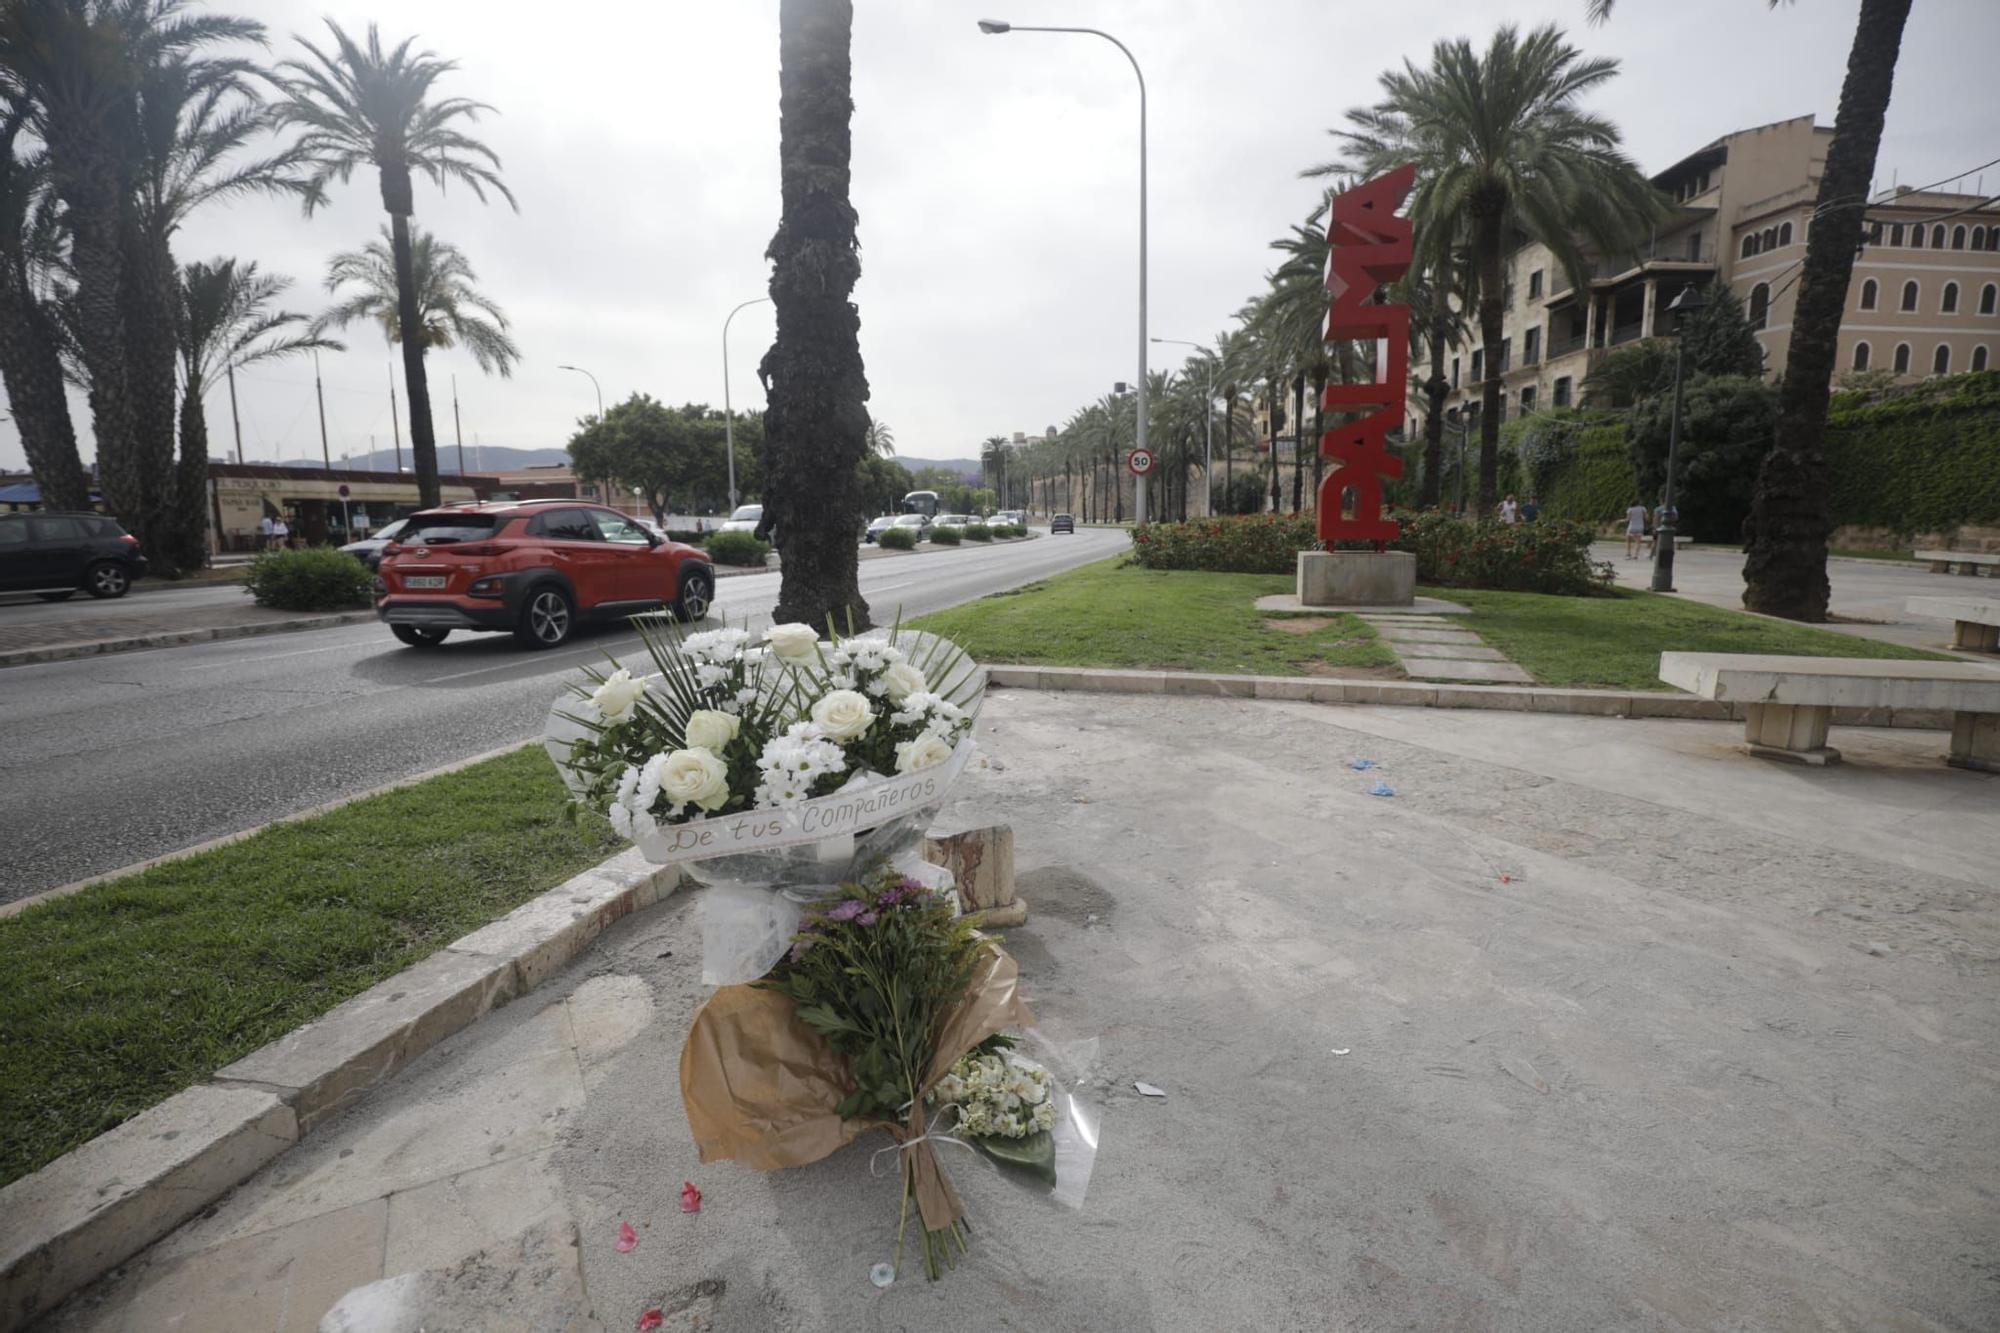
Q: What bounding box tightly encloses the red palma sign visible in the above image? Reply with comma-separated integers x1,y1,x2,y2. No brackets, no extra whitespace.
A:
1317,164,1416,548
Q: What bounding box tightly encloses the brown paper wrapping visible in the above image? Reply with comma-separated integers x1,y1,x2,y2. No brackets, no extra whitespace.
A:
679,941,1034,1232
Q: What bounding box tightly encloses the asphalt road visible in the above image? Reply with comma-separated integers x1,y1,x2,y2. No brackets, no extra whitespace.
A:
0,527,1128,903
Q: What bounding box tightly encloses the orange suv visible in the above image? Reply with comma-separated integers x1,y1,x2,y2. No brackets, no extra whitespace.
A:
375,500,715,649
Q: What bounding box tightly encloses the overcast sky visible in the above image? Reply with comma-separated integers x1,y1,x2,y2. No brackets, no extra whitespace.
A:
4,0,1996,474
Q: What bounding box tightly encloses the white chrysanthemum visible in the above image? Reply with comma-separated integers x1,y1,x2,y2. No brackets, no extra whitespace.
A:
635,753,669,812
693,662,730,689
589,668,647,723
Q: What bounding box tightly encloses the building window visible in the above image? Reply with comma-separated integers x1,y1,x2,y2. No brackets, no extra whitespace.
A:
1686,231,1702,260
1860,279,1878,311
1933,344,1950,376
1890,223,1904,246
1553,376,1572,407
1975,346,1990,372
1981,284,1997,316
1912,225,1925,249
1740,233,1758,259
1748,283,1770,330
1528,270,1542,300
1778,221,1793,246
1869,221,1883,244
1761,227,1776,251
1520,386,1537,413
1471,348,1483,382
1932,224,1946,248
1976,226,1988,250
1852,341,1870,371
1524,326,1541,364
1952,225,1967,250
1902,280,1920,312
1451,355,1460,387
1943,282,1959,314
1894,343,1911,374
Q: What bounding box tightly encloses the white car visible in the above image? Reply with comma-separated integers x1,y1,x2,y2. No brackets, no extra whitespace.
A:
934,513,975,529
720,503,762,534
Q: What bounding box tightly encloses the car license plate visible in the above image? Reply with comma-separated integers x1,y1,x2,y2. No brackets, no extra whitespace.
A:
405,575,446,589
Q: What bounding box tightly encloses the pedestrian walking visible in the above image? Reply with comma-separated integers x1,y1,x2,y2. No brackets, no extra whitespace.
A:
272,515,290,551
1624,499,1649,559
1521,496,1541,522
1499,494,1520,525
258,512,275,552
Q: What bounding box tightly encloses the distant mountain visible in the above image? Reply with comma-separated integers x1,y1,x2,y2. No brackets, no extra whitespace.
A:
900,456,983,484
238,445,571,473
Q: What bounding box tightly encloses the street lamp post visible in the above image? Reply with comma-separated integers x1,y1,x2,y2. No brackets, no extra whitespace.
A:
980,17,1148,525
1155,337,1214,515
557,363,604,420
1447,403,1477,512
722,296,771,509
1650,284,1707,592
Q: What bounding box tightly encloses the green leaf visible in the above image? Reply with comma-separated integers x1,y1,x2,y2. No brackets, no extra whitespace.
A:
972,1130,1056,1187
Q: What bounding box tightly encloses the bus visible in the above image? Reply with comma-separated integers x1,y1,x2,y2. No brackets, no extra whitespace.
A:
900,490,940,518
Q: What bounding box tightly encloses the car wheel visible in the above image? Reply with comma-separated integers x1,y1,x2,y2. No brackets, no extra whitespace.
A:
674,568,714,622
36,590,75,602
85,561,131,598
515,585,574,649
391,625,450,648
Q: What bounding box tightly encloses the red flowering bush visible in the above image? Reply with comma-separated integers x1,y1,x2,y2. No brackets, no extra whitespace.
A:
1129,513,1318,573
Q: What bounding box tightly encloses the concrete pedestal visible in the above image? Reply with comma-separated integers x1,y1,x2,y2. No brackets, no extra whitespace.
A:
1743,702,1840,766
1297,550,1415,608
1948,711,2000,773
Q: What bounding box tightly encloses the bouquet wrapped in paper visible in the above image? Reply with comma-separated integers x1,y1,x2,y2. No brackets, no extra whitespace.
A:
545,617,986,981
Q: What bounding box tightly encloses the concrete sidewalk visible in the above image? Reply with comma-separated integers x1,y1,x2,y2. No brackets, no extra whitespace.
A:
0,602,378,667
42,691,2000,1331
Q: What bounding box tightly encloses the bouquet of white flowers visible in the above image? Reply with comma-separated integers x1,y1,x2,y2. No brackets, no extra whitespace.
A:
545,616,986,981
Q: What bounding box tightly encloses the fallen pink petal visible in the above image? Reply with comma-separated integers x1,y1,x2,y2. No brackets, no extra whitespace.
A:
679,1180,703,1213
636,1309,664,1332
615,1221,638,1253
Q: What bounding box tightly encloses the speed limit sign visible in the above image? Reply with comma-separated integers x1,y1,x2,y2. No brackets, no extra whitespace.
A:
1127,448,1154,476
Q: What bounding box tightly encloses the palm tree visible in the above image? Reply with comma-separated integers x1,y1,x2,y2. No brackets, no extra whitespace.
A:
1593,0,1912,621
315,226,520,375
274,20,516,509
759,0,871,630
1315,23,1663,515
0,0,263,564
865,418,895,456
173,259,338,562
1401,251,1470,508
979,434,1008,502
0,107,87,511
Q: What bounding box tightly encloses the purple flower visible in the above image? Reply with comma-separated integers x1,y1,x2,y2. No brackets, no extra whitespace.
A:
899,877,925,894
856,911,879,926
877,884,906,905
825,900,866,922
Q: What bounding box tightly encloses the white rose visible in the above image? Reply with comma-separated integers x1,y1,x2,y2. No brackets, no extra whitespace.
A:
589,668,647,723
895,732,953,774
763,623,820,662
683,708,741,752
810,689,875,742
660,747,731,812
880,660,928,704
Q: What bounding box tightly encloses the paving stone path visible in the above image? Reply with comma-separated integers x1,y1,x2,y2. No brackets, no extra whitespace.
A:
1357,610,1536,684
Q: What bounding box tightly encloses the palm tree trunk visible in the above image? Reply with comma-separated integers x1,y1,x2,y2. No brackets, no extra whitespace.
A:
1290,374,1306,513
1309,366,1327,508
0,271,89,512
1421,298,1449,508
121,225,188,572
384,209,443,509
1266,378,1281,514
763,0,871,630
1221,391,1232,509
1473,201,1505,517
62,194,139,529
176,380,212,567
1742,0,1911,621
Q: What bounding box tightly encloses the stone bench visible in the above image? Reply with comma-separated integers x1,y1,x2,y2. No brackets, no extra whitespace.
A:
1915,549,2000,576
1659,651,2000,771
1906,595,2000,652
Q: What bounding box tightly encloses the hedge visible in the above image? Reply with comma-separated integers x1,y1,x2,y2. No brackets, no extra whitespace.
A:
930,525,963,546
1825,371,2000,535
242,547,374,611
962,523,993,542
704,530,771,566
877,526,917,550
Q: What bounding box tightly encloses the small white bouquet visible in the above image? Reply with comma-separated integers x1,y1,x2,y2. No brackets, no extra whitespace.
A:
930,1045,1061,1185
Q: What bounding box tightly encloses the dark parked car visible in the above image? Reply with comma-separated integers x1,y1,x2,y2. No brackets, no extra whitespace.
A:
339,517,412,572
863,515,900,544
0,511,148,600
1050,512,1075,534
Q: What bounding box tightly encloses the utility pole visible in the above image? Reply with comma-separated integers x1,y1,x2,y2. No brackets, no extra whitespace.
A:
452,374,466,476
389,363,402,473
312,351,330,468
227,364,245,465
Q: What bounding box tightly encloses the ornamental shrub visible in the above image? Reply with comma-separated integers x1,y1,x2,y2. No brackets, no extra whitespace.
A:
930,525,962,546
705,530,771,566
1628,375,1777,543
1130,513,1318,573
1389,510,1613,595
962,523,993,542
243,546,374,611
877,525,917,550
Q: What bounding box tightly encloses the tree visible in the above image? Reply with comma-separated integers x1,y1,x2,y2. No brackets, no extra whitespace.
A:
315,226,519,374
856,453,913,515
1586,279,1766,407
863,417,894,455
275,20,517,509
1590,0,1913,619
758,0,871,630
1318,23,1664,515
172,258,336,564
1628,375,1779,544
0,107,87,511
568,394,700,524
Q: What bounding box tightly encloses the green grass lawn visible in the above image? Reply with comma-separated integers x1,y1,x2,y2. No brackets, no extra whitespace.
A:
1436,585,1953,690
910,557,1954,691
0,745,621,1188
910,558,1398,676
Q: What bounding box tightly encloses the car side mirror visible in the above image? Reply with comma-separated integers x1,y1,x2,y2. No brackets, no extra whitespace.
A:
644,530,662,547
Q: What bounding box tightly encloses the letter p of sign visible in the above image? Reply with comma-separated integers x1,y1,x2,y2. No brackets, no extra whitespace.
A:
1318,164,1415,547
